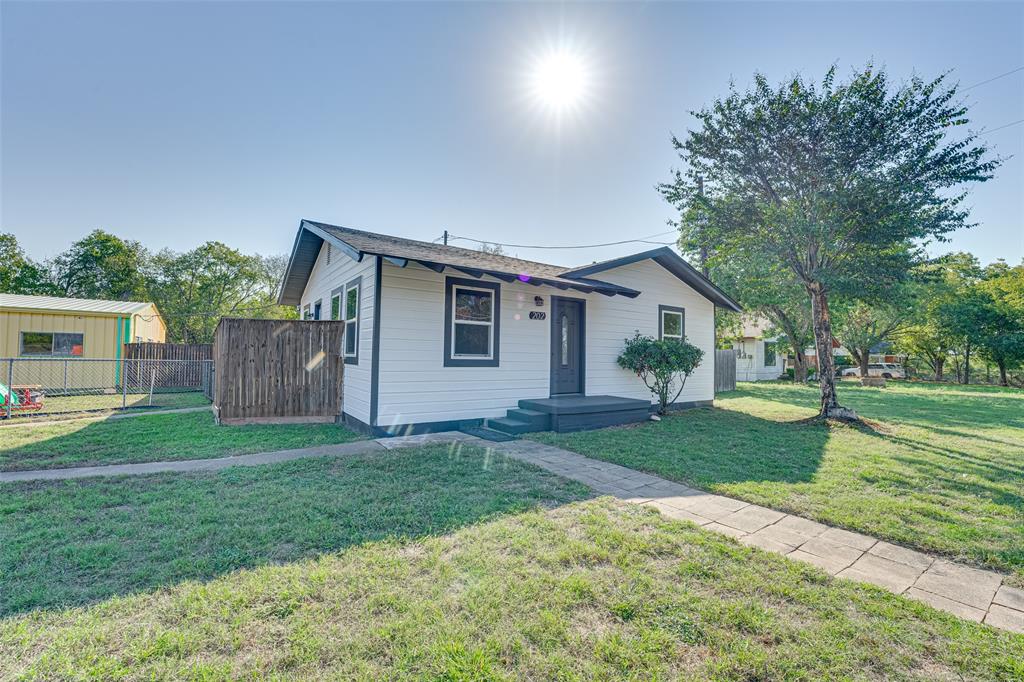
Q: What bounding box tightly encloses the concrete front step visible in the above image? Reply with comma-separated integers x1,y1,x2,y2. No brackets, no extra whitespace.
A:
505,408,551,430
486,416,537,435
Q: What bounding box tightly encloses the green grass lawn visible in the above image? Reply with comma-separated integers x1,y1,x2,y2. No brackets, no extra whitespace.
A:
0,444,588,616
531,381,1024,585
5,390,211,420
2,491,1020,680
0,410,364,471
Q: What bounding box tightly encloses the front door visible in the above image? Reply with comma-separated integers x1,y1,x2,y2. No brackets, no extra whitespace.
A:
550,297,584,395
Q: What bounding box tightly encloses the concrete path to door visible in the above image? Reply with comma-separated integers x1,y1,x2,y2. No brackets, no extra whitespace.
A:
3,430,1022,634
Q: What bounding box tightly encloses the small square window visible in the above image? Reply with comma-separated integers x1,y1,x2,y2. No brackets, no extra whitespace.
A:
659,306,685,342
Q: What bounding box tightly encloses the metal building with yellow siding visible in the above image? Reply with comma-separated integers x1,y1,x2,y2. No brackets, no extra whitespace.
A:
1,294,166,390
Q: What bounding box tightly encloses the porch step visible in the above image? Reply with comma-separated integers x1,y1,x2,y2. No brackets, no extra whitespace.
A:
517,394,652,433
459,424,517,442
486,417,537,435
505,408,551,430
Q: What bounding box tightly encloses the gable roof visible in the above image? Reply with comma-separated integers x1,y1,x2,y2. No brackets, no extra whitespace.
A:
560,247,742,312
0,293,156,316
279,220,742,312
279,220,642,303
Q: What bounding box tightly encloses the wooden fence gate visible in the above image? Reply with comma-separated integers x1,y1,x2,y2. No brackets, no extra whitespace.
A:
212,318,345,424
715,349,737,393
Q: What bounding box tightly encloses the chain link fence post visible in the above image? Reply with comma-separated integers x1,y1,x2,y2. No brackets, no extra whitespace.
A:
5,359,13,419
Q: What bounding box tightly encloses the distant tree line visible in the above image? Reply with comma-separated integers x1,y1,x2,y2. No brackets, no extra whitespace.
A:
0,230,296,343
713,253,1024,388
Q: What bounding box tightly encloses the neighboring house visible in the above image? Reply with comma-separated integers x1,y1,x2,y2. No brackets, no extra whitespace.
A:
0,293,165,367
732,316,785,382
280,220,742,436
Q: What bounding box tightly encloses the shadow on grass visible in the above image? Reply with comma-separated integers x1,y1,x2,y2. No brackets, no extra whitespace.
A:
536,405,831,489
0,410,364,472
0,443,591,616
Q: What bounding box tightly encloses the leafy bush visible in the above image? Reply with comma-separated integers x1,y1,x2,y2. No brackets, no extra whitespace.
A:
785,367,816,381
617,333,704,414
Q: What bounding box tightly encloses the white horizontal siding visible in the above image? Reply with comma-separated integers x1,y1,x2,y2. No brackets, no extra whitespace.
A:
375,258,717,426
299,243,376,424
736,337,785,381
582,260,716,404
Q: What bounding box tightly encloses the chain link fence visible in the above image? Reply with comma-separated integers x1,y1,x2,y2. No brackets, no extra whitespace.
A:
1,358,213,420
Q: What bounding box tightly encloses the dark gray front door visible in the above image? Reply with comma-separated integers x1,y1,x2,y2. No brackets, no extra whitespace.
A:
550,298,584,395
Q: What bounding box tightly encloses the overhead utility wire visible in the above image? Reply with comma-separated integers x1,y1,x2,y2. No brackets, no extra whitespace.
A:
447,229,678,250
980,118,1024,135
962,66,1024,92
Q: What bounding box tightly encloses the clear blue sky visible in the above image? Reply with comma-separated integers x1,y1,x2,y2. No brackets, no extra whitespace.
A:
2,1,1022,268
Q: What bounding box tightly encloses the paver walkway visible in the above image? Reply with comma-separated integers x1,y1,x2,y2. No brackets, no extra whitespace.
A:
488,438,1024,634
3,430,1022,634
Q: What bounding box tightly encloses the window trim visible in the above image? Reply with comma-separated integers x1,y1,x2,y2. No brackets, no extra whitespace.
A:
302,304,311,320
313,299,322,321
19,331,85,357
658,305,685,342
763,341,776,367
337,276,361,365
443,276,500,367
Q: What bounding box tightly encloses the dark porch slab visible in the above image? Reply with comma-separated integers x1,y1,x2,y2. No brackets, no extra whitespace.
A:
519,395,652,414
517,395,652,433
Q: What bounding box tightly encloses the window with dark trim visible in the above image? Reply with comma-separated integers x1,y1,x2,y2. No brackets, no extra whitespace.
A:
333,276,361,365
20,332,84,357
444,276,500,367
313,299,322,320
764,341,776,367
658,305,685,342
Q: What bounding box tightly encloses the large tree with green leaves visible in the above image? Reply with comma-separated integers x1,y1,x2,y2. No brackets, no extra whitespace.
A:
832,297,908,378
661,66,999,418
146,243,294,343
705,254,814,382
0,233,54,294
49,230,148,300
895,253,981,381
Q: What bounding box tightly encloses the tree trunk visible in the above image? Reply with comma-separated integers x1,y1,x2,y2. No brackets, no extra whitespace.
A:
793,351,808,383
807,282,856,420
858,351,870,378
964,342,971,385
998,361,1008,387
934,357,944,382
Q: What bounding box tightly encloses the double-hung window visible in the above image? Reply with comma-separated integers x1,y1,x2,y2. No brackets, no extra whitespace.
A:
658,305,685,342
764,341,776,367
332,277,361,364
444,276,500,367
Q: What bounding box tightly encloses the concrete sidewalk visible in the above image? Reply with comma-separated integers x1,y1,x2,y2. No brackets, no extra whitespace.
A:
0,431,478,483
3,430,1021,634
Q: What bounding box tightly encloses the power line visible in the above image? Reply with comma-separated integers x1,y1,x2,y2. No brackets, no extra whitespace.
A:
962,66,1024,92
447,229,678,250
980,118,1024,136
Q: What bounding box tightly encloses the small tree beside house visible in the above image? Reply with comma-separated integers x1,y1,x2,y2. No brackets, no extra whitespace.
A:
617,333,704,415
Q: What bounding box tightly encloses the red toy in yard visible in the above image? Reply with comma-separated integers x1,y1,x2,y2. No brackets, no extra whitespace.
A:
0,383,44,416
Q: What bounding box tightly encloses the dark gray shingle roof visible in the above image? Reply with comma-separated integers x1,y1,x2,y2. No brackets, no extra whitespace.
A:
279,220,741,312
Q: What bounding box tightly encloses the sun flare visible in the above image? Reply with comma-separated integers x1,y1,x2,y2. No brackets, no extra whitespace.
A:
526,48,592,117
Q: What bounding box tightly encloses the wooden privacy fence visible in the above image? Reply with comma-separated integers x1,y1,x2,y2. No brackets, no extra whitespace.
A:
123,342,212,388
212,318,345,424
715,349,737,393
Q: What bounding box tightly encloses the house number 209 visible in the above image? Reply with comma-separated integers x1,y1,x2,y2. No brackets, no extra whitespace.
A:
529,311,546,320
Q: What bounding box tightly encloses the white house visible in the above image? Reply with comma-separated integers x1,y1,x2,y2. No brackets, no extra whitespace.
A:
279,220,742,437
734,316,785,382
